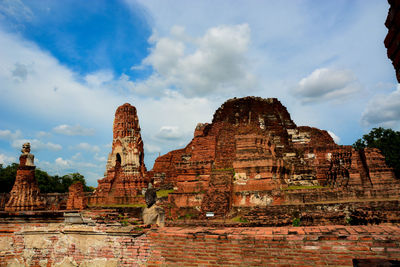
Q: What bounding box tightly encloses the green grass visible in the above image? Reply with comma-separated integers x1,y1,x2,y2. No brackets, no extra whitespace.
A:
178,213,195,220
157,189,175,198
283,185,326,191
231,216,249,223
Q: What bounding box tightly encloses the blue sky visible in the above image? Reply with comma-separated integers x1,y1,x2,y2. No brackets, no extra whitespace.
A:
0,0,398,186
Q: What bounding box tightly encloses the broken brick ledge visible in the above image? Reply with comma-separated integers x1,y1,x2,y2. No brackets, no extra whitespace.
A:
149,224,400,240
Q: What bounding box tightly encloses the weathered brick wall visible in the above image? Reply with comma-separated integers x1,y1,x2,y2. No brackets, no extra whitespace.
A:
0,222,150,266
239,200,400,226
283,185,400,204
1,222,400,266
0,193,67,211
66,182,87,210
147,226,400,266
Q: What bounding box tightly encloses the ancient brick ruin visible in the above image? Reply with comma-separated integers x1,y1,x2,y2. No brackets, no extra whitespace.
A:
149,97,399,218
385,0,400,82
1,99,400,266
1,4,400,264
1,223,400,266
66,182,87,210
5,143,44,211
90,103,148,205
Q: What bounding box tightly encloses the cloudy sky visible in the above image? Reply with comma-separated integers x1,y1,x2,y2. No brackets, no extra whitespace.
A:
0,0,398,186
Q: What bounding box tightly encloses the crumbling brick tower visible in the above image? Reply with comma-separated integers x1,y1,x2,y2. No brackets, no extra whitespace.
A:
93,103,148,205
5,143,44,211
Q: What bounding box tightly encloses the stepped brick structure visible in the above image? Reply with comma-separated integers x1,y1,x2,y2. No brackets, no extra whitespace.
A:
66,182,87,210
150,97,399,218
5,143,44,211
385,0,400,82
90,103,148,205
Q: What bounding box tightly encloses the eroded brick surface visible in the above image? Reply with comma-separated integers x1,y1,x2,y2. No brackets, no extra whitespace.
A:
90,103,148,205
1,223,400,266
147,225,400,266
66,182,87,210
149,97,399,217
5,144,44,211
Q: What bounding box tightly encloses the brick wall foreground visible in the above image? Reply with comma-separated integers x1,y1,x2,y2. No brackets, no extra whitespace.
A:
1,222,400,266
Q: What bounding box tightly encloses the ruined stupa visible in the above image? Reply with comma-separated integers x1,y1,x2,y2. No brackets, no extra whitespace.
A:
150,96,398,218
92,103,148,205
5,143,44,211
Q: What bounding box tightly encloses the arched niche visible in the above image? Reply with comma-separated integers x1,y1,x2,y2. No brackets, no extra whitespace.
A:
116,153,122,166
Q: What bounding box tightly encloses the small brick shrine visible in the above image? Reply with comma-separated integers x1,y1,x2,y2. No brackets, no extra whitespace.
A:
5,143,44,211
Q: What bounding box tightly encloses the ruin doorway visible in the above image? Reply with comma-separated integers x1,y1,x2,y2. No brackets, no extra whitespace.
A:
116,153,121,166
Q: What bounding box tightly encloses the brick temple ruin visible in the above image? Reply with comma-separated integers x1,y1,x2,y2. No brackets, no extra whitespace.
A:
1,2,400,264
5,143,44,211
149,96,399,220
2,97,399,224
89,103,149,205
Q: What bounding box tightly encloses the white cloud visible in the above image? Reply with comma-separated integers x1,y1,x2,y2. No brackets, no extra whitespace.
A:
84,70,114,87
71,152,82,160
128,24,256,97
94,153,107,162
55,157,69,167
362,84,400,127
0,129,22,140
54,157,98,169
144,143,161,154
53,124,95,136
155,126,183,140
0,28,123,130
0,153,16,165
327,130,341,144
0,0,33,22
76,162,98,168
36,131,51,138
11,62,31,82
293,68,360,103
12,139,62,151
72,142,101,153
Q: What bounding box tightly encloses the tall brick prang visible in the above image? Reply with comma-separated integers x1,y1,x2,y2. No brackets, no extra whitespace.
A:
5,143,44,211
91,103,148,205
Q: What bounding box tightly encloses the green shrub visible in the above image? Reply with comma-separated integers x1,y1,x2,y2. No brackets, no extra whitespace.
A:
292,217,301,227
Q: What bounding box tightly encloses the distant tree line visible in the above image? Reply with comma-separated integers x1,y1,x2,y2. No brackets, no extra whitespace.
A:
353,127,400,178
0,163,94,193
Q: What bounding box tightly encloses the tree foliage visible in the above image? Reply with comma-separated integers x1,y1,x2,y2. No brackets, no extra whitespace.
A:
0,163,94,193
0,163,18,193
353,127,400,178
